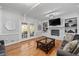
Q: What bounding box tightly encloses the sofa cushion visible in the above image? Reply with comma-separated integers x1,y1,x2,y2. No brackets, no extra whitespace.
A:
73,35,79,40
63,40,78,53
57,49,74,56
61,40,68,49
64,33,74,42
73,43,79,55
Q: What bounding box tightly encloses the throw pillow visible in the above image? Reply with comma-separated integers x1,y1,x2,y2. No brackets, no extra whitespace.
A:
61,40,68,49
63,40,78,53
73,43,79,55
64,33,74,42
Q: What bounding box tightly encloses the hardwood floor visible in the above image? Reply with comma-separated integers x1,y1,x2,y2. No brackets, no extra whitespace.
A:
5,37,62,56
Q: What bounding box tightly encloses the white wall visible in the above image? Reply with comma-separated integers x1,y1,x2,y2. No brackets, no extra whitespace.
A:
1,6,79,45
61,13,79,34
41,13,79,40
41,17,64,40
0,6,2,34
0,7,42,45
20,15,42,40
0,7,23,45
1,9,21,35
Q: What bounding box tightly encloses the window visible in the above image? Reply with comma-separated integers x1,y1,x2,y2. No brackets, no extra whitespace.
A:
29,24,35,37
21,23,35,38
22,23,28,38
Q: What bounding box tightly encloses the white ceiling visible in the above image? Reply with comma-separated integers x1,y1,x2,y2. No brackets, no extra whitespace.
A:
0,3,79,20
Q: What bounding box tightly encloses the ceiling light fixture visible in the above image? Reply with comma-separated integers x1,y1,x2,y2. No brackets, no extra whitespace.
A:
30,3,40,10
24,3,40,16
45,12,63,19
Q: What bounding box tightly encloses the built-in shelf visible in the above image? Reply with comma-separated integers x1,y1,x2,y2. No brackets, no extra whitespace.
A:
65,17,77,33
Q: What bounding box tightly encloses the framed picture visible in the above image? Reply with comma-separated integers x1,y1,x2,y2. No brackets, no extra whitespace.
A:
43,22,48,32
65,17,77,33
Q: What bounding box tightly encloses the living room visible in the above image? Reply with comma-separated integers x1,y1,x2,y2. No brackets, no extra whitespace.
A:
0,3,79,56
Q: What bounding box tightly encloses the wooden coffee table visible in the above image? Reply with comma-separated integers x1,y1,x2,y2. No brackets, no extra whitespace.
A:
36,36,55,54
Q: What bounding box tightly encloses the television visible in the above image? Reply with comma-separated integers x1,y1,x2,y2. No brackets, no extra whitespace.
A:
49,18,61,26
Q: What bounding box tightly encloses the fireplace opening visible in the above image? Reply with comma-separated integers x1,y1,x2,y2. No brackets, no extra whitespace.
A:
51,30,59,36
